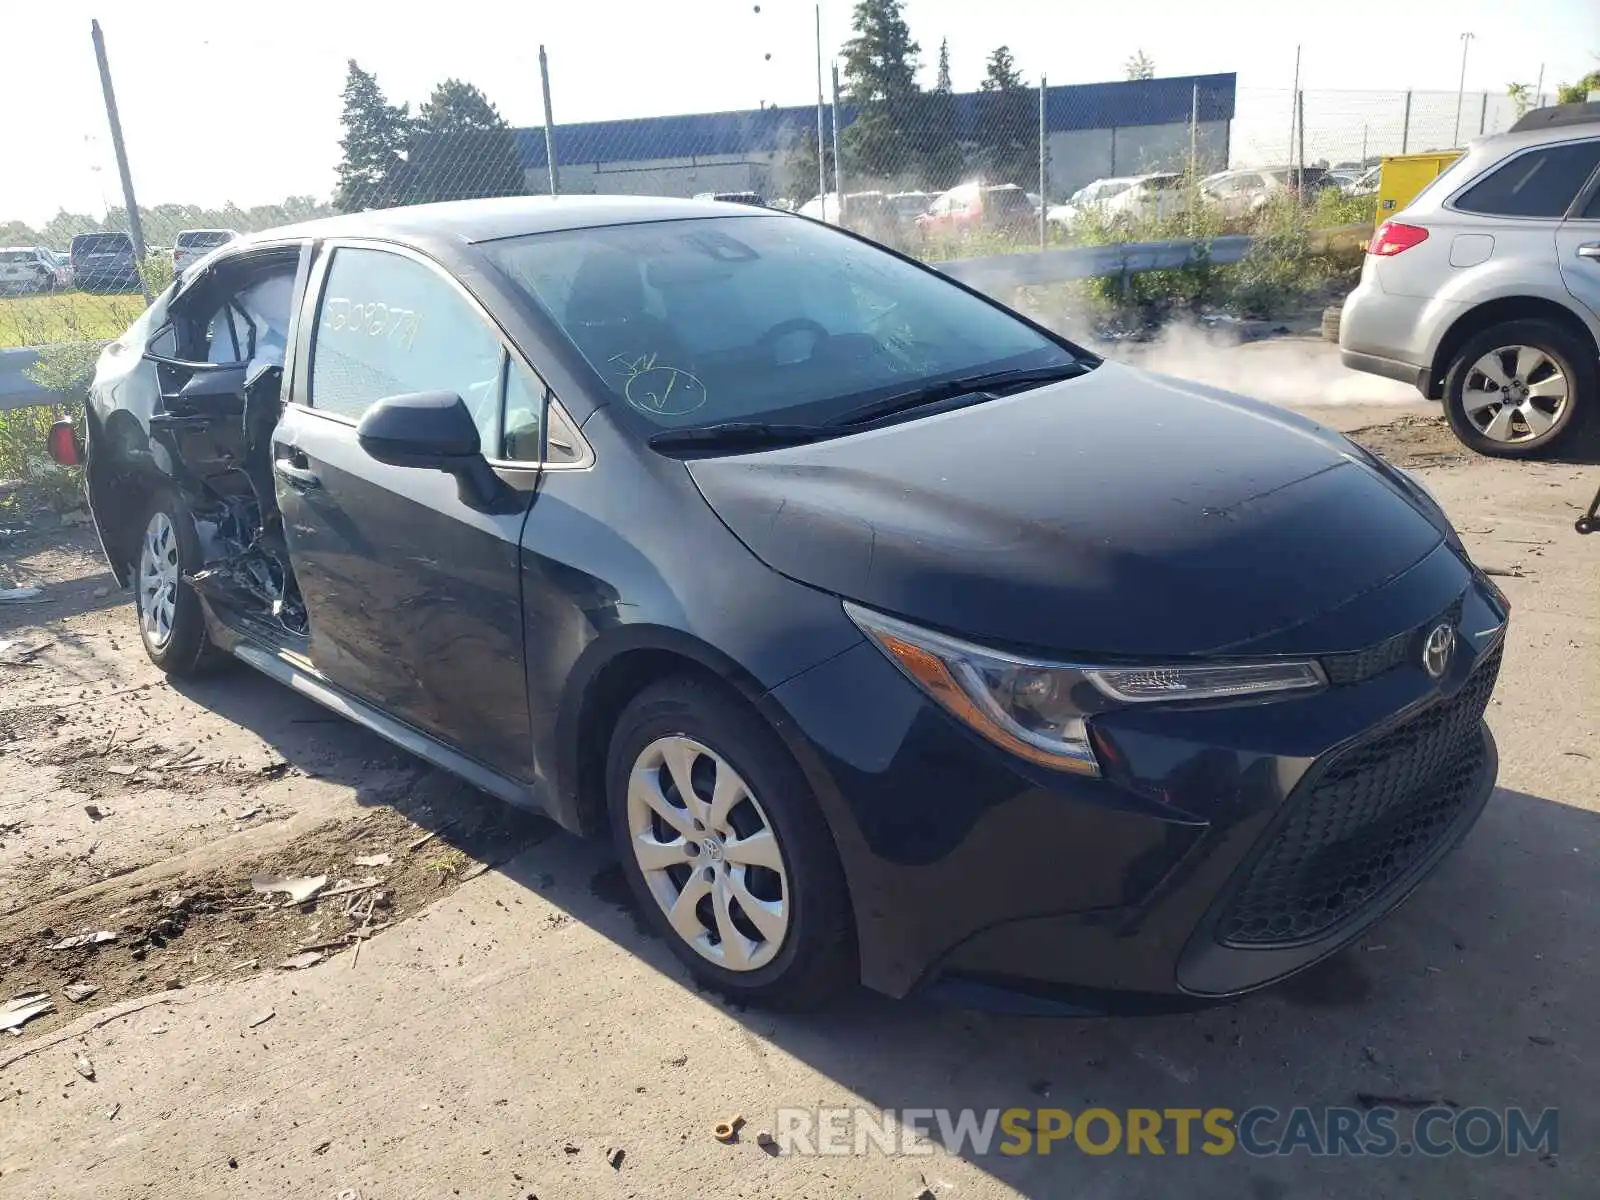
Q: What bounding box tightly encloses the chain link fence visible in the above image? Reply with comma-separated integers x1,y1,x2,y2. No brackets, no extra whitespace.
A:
0,69,1554,429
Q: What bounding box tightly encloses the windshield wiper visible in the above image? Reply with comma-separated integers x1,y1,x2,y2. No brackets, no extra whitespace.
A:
830,363,1091,428
647,421,835,452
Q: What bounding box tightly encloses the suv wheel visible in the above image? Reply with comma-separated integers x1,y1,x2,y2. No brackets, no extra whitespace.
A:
605,677,855,1009
133,490,224,675
1443,319,1595,458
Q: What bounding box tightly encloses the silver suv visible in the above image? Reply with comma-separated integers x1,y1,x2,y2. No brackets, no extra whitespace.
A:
1340,104,1600,457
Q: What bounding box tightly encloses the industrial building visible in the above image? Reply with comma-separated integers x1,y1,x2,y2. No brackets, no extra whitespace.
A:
512,73,1236,202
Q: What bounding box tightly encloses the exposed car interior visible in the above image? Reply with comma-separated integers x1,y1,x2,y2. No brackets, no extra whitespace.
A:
144,249,306,635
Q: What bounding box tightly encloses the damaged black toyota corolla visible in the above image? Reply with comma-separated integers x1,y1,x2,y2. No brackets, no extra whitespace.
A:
56,196,1508,1011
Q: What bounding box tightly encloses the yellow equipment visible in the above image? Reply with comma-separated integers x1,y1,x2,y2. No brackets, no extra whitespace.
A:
1374,151,1462,223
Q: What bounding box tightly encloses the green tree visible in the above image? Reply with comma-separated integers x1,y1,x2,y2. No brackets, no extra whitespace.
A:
1506,82,1535,119
1125,49,1156,81
778,123,835,205
980,45,1024,93
408,79,525,204
918,37,964,188
1557,70,1600,104
841,0,923,182
976,46,1034,185
333,60,412,212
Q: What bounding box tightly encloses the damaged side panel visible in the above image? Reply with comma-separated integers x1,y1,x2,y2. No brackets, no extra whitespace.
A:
86,243,312,640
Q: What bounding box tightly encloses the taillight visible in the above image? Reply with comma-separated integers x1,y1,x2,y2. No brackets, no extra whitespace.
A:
1367,221,1429,256
46,418,81,467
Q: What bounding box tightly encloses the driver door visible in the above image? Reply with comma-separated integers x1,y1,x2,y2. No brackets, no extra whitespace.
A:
274,242,540,779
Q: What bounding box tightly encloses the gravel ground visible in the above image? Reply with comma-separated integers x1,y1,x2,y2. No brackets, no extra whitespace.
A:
0,401,1595,1199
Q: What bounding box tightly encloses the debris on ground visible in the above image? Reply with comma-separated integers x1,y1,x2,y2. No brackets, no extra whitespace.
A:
248,1010,275,1029
713,1115,746,1144
74,1052,95,1080
562,1143,580,1155
353,854,392,868
107,1103,120,1120
84,804,112,821
62,982,98,1003
756,1130,778,1152
279,951,325,971
607,1146,626,1169
46,931,116,951
0,586,43,602
1,992,54,1033
251,874,329,905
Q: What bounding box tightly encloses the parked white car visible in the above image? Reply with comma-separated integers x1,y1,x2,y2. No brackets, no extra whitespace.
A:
1047,174,1186,227
1340,104,1600,457
0,246,62,294
172,228,240,274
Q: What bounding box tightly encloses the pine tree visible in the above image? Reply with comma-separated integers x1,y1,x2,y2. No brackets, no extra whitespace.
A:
979,45,1024,93
976,46,1033,186
919,37,964,188
1124,49,1156,81
333,61,412,212
841,0,923,182
409,79,524,203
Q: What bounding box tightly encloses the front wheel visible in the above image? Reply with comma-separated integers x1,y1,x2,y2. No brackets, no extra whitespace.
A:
606,677,856,1009
133,490,224,676
1443,320,1595,458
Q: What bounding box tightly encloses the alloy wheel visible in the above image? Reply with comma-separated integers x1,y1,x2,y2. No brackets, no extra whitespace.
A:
626,735,790,972
1461,345,1569,445
138,511,180,650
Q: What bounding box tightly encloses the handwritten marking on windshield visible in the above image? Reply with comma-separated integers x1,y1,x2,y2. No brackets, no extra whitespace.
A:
610,352,708,418
322,297,421,351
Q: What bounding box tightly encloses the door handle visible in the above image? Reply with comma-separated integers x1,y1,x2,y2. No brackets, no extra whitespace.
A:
273,449,321,490
1578,243,1600,260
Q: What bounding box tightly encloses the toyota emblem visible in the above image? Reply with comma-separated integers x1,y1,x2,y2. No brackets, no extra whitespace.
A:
1421,623,1456,679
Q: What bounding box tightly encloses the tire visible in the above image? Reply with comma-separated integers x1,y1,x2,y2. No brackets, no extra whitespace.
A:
605,676,856,1009
1443,319,1596,459
131,488,225,676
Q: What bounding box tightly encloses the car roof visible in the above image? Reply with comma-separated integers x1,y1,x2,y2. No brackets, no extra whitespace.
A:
250,195,770,249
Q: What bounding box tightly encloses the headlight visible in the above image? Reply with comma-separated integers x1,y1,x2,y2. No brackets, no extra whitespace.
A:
844,603,1326,777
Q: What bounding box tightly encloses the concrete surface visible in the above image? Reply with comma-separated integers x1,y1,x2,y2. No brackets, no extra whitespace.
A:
0,415,1596,1199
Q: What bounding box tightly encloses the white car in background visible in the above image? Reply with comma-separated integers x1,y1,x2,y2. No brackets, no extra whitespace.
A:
0,246,63,294
1339,105,1600,457
172,228,240,274
1047,173,1186,227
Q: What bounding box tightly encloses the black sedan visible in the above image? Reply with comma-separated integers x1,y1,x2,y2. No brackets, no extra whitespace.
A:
62,196,1507,1011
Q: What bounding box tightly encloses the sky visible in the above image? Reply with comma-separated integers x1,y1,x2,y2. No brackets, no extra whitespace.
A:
1,0,1595,226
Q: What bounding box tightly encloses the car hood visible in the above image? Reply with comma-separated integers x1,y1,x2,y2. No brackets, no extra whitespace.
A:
686,362,1445,657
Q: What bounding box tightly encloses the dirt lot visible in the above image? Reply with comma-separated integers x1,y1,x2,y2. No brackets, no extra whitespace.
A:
0,399,1596,1199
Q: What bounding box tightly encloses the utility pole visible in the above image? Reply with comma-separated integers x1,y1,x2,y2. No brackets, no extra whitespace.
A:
831,61,845,224
1039,75,1048,250
815,3,827,214
539,45,559,196
1287,45,1301,170
1534,63,1545,109
1453,32,1475,146
90,20,149,302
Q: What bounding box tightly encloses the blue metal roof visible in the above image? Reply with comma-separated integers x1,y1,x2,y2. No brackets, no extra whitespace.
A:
514,73,1236,169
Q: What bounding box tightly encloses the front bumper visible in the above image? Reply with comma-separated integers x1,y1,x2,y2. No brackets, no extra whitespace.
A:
767,558,1506,1009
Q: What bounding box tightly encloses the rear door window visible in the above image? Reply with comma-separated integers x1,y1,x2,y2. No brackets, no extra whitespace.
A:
1454,141,1600,218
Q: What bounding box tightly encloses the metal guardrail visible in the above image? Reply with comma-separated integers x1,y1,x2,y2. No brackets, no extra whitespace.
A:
0,225,1369,413
0,347,48,413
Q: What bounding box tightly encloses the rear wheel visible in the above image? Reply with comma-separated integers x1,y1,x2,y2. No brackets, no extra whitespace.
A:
133,490,224,676
605,677,855,1009
1443,319,1595,458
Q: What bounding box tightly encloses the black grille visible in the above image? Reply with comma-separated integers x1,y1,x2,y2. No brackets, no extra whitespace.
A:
1217,646,1500,947
1321,598,1464,686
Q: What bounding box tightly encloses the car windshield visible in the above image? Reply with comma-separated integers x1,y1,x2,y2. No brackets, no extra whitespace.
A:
484,215,1083,429
0,251,36,263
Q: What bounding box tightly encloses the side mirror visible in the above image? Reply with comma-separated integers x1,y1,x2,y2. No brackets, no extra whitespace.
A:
356,390,480,470
356,391,517,513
